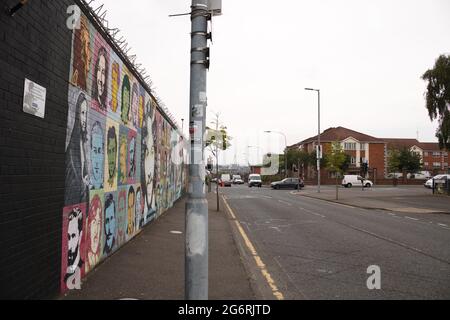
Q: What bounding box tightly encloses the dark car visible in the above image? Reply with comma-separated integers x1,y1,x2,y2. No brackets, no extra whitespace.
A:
271,178,304,190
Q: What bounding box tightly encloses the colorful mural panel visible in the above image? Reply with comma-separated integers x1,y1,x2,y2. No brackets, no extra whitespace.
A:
62,12,186,293
61,203,87,293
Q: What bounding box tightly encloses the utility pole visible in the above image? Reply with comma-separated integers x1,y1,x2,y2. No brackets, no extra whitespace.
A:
186,0,209,300
305,88,321,193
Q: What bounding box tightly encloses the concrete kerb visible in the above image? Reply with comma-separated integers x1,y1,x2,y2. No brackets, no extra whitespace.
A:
296,193,450,215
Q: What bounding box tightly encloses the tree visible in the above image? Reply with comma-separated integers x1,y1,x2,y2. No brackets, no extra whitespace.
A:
206,112,231,211
284,149,312,177
422,54,450,150
325,142,348,200
387,148,422,175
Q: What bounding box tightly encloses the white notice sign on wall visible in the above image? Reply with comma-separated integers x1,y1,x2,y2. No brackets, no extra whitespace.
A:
23,78,46,118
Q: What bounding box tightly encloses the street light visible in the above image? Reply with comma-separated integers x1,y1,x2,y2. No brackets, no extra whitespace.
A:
305,88,321,193
264,131,288,178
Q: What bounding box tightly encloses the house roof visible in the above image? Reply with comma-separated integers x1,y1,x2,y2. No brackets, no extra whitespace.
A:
288,126,444,151
383,139,441,151
294,126,385,145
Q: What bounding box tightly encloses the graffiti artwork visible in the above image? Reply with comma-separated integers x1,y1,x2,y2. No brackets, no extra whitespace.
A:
61,203,86,292
103,192,117,256
86,191,104,273
62,11,186,292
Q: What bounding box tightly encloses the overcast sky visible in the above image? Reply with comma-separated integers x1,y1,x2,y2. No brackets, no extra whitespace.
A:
103,0,450,165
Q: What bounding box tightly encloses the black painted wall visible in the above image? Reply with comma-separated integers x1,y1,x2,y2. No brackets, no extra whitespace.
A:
0,0,73,299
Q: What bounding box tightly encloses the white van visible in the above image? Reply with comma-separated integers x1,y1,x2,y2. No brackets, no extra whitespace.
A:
342,175,373,188
248,174,262,187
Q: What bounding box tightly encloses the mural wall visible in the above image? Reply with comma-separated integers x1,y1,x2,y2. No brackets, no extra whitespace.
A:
61,13,186,293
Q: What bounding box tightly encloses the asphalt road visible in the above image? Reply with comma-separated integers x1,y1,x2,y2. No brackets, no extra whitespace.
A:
220,185,450,299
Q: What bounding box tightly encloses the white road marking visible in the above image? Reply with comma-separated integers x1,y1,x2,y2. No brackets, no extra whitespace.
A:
298,206,325,218
222,195,284,300
438,223,448,227
278,200,292,206
405,216,419,221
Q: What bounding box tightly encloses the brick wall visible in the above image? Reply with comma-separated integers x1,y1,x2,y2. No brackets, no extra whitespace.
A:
0,0,187,299
0,0,73,299
369,143,386,179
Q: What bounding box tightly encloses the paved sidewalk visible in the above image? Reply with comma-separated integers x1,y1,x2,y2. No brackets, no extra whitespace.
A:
62,191,255,300
296,185,450,214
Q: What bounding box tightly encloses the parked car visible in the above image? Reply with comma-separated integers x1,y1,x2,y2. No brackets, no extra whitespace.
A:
248,174,262,188
407,171,432,180
424,174,450,189
220,174,232,187
271,178,304,190
342,175,373,188
232,175,244,184
387,172,403,179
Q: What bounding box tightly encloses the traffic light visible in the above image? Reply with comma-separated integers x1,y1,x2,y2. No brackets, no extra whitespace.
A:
221,129,227,150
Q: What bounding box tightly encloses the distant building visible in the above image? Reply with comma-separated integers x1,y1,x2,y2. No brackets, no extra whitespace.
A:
289,126,448,182
383,139,449,173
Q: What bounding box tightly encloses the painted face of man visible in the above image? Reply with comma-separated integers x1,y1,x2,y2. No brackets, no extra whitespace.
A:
129,137,136,172
105,203,116,249
97,55,106,99
136,189,142,216
122,88,130,123
107,135,117,179
90,207,101,253
91,130,104,186
80,100,88,133
81,29,91,77
111,65,119,112
67,218,81,268
127,191,135,232
119,139,126,182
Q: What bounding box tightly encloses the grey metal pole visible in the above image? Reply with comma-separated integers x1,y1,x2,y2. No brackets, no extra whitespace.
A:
186,0,209,300
283,134,287,178
317,90,321,193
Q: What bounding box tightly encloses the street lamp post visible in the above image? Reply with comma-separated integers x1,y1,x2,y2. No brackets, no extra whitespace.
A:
264,131,288,178
305,88,321,193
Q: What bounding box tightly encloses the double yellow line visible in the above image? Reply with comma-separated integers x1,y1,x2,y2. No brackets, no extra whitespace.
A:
221,195,284,300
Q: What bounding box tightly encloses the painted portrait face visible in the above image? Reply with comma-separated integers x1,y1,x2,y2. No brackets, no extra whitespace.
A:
90,124,104,187
104,199,116,250
80,27,91,79
131,85,138,126
89,205,101,254
128,136,136,176
135,188,142,217
121,76,130,124
138,96,144,128
67,213,81,268
127,189,135,234
111,63,119,112
96,54,107,99
107,131,117,180
144,128,155,206
119,135,127,183
80,99,88,133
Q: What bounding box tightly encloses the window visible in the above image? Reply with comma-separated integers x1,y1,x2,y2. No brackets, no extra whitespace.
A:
424,152,429,157
444,152,448,157
433,162,441,167
424,162,429,167
344,142,356,150
360,143,366,150
351,157,356,164
433,152,441,157
444,163,449,168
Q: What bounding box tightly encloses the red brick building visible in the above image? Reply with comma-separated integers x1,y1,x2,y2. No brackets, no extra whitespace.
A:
289,126,449,183
383,139,449,174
